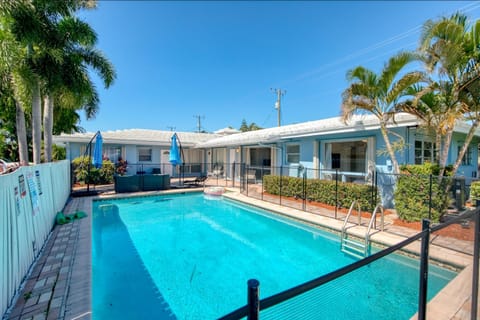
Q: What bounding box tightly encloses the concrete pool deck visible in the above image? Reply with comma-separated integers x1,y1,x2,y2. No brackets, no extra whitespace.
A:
4,187,477,320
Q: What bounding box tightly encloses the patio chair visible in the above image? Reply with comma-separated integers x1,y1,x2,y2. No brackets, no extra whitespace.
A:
247,170,256,183
208,165,223,177
184,175,207,186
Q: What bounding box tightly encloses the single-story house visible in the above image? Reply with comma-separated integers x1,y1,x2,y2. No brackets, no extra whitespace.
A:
197,113,480,180
195,113,480,206
53,129,218,177
54,113,480,206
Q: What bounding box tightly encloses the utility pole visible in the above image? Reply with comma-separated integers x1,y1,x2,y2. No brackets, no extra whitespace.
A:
271,88,286,127
193,115,204,133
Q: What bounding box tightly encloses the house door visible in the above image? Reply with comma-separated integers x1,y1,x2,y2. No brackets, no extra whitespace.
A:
161,150,173,176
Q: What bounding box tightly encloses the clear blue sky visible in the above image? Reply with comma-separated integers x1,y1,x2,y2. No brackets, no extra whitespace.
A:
79,1,480,133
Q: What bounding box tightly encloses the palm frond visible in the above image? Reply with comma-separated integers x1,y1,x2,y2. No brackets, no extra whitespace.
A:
380,51,418,90
386,71,427,105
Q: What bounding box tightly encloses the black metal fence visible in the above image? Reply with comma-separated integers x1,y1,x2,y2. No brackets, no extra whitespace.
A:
225,164,479,223
70,160,480,220
219,208,480,320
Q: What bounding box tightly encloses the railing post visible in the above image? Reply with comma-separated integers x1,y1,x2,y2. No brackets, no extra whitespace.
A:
246,165,249,196
471,206,480,320
428,174,433,220
232,162,236,188
261,165,264,201
247,279,260,320
418,219,430,320
279,166,283,206
302,170,306,211
335,169,338,219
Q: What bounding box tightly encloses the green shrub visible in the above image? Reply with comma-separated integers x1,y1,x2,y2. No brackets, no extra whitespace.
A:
470,181,480,203
52,144,66,160
263,175,378,212
394,164,451,222
72,156,114,184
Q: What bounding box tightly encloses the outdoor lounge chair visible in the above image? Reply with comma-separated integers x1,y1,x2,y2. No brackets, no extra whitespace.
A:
247,169,256,183
208,165,223,178
184,175,207,186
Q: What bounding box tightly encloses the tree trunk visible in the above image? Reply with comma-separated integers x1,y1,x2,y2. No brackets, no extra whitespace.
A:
43,94,54,162
438,129,453,179
435,128,442,164
15,100,29,165
379,123,400,174
31,81,42,164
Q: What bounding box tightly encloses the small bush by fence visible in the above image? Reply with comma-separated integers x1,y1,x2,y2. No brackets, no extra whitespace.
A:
72,156,115,185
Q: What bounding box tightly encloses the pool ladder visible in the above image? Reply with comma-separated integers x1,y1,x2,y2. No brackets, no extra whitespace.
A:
340,201,384,259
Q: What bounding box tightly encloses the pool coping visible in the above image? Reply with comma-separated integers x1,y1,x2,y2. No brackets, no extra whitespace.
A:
4,188,475,320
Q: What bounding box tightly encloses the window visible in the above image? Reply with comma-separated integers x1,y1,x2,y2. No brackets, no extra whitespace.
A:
103,146,121,162
138,147,152,162
286,144,300,164
414,140,435,164
325,140,367,172
458,145,472,165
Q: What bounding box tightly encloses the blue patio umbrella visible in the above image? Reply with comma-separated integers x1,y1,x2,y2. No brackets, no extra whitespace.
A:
92,132,103,169
169,133,182,166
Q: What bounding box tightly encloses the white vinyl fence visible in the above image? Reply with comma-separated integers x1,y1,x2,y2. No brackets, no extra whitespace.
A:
1,160,70,317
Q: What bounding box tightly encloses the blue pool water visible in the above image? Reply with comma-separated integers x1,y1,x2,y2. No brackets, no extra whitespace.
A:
92,193,457,319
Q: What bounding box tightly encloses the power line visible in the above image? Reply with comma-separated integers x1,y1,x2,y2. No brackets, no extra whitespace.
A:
284,2,480,86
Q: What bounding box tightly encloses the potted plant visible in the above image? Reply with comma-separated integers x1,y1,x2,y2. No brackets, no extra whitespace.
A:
115,157,128,175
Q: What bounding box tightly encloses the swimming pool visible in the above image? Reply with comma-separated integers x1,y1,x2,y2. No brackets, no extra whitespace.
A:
92,192,457,319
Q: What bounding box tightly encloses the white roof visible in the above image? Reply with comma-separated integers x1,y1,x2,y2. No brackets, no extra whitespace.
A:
53,114,480,149
53,129,217,147
214,127,241,135
196,113,421,148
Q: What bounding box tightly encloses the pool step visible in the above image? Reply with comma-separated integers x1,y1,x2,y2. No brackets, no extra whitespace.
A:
341,238,366,259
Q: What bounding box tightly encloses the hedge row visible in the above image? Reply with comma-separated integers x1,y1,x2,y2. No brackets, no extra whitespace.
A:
262,175,378,212
393,164,451,222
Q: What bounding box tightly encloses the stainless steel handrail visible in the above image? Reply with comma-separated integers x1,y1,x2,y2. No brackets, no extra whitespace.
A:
341,200,362,251
365,204,384,255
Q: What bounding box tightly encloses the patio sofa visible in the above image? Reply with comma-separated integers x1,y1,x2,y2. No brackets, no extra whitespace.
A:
114,174,170,193
142,174,170,191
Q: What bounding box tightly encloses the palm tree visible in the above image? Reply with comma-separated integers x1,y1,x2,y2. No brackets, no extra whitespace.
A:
0,0,53,164
41,15,115,162
341,51,425,174
417,12,480,178
53,105,85,134
0,12,32,165
1,0,115,163
399,82,462,166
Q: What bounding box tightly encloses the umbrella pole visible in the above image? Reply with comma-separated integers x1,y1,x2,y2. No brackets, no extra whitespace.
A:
86,136,94,192
85,131,99,193
176,134,185,186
